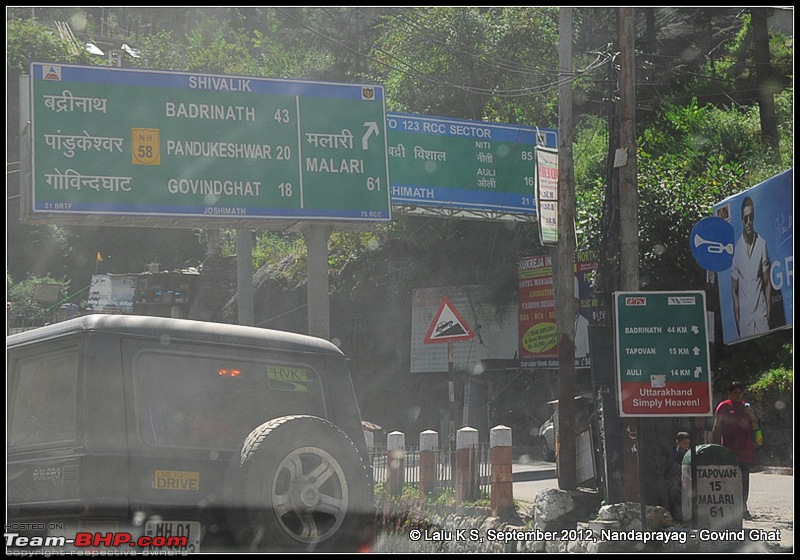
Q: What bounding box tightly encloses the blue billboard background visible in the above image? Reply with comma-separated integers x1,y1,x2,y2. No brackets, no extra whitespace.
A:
713,169,793,344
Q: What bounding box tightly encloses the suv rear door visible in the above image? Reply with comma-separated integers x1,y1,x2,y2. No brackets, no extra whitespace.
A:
121,337,331,523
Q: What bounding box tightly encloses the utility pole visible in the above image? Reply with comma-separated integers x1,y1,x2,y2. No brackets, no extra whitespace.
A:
618,6,641,503
556,6,577,490
236,230,254,326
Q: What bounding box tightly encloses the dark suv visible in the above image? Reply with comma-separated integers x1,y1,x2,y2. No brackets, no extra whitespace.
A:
7,314,375,553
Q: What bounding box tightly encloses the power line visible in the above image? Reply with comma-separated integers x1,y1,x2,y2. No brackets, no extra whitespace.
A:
274,7,606,99
369,7,564,78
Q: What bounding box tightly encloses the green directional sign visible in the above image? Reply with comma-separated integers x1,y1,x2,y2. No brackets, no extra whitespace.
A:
386,113,557,219
25,63,391,227
614,291,713,417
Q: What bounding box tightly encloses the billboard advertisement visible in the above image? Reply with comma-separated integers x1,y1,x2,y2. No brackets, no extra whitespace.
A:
535,146,559,244
517,251,599,369
713,169,793,344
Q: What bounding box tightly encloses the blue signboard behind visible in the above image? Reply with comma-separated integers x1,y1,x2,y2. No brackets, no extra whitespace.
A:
713,169,793,344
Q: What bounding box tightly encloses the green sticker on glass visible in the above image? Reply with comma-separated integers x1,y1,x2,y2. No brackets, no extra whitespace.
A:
267,366,309,392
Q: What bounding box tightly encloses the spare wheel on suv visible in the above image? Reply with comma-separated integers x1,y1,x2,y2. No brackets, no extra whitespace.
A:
232,414,373,552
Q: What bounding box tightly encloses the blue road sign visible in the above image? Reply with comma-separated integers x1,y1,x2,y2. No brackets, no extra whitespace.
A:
690,216,735,272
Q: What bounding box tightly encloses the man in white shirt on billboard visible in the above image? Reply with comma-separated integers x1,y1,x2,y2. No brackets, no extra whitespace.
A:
731,195,772,338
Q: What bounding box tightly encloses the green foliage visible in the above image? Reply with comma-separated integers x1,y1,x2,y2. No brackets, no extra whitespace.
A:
712,327,793,392
460,492,491,508
431,487,456,507
634,152,746,290
207,229,305,282
186,34,260,76
755,87,795,180
5,19,78,74
4,7,795,373
375,7,559,125
327,232,381,283
748,363,793,398
253,232,305,272
373,481,420,506
574,115,609,193
6,223,73,284
400,485,421,502
706,11,793,105
375,482,489,510
251,28,333,79
7,274,71,324
742,343,793,467
578,90,793,294
183,17,247,74
136,30,189,70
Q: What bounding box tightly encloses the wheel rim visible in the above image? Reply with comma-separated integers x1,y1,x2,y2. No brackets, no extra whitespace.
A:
270,446,349,544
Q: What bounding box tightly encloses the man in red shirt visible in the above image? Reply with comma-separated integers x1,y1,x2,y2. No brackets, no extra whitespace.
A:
712,381,760,519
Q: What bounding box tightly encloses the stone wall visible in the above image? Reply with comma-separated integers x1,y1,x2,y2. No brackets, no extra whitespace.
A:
372,493,769,553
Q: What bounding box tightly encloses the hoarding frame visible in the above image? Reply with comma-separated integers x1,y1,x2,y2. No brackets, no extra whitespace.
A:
712,169,793,345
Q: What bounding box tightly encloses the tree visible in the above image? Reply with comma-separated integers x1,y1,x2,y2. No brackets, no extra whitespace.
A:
750,8,781,163
373,7,561,126
6,8,794,328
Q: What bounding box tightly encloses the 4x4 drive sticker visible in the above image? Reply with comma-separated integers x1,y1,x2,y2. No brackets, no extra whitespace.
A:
267,366,309,392
154,470,199,491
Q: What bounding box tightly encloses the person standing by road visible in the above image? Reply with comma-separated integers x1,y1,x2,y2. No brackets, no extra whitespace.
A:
712,381,760,519
660,451,680,521
731,196,772,338
674,431,691,464
661,432,691,522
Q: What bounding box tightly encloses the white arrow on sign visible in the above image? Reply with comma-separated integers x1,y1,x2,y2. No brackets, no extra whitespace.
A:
362,121,379,149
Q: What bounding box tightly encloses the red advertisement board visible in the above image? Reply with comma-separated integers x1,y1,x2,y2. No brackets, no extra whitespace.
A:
517,251,599,369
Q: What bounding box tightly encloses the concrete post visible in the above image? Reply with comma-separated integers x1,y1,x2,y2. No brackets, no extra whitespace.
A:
363,429,374,451
235,229,254,326
490,425,514,517
455,426,479,505
387,431,405,496
419,430,438,499
301,223,333,340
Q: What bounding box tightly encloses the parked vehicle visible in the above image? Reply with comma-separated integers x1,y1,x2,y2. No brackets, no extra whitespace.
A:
537,394,596,464
538,415,556,462
7,315,375,553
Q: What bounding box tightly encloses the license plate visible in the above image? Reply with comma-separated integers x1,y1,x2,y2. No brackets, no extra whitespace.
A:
144,520,201,553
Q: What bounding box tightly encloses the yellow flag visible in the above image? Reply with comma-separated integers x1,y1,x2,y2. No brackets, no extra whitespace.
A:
96,252,103,262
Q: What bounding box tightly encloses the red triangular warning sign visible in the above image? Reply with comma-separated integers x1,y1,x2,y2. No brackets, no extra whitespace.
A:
423,296,474,344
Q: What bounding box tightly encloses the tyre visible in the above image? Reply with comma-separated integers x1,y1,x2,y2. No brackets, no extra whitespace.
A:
541,437,555,462
235,415,374,552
